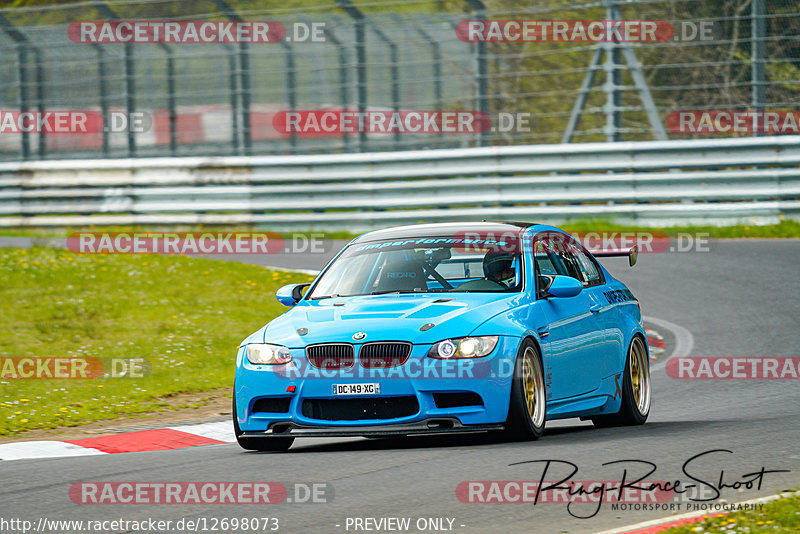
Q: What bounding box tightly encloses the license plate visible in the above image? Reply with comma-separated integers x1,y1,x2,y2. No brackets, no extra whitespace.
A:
332,383,380,396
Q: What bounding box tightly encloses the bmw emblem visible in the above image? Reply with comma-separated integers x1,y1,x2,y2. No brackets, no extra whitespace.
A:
352,332,367,341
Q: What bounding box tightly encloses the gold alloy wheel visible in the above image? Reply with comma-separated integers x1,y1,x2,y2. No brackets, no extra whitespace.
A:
522,347,546,428
629,337,651,416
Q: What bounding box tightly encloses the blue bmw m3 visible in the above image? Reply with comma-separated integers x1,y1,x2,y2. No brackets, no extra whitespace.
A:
233,222,650,451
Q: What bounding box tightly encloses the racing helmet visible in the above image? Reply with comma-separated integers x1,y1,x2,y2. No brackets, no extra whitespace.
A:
483,252,515,283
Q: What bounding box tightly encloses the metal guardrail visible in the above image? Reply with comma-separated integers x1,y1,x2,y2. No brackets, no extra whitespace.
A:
1,136,799,230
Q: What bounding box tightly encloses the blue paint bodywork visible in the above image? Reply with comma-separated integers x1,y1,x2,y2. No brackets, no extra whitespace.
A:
234,223,646,433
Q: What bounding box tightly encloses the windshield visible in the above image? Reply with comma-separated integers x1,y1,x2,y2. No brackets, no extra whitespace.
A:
307,234,523,299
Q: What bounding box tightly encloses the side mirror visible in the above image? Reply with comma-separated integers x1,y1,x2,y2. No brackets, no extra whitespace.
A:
546,275,583,298
629,245,639,267
276,283,311,306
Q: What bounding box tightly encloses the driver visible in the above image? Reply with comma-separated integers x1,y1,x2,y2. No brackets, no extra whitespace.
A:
483,252,517,288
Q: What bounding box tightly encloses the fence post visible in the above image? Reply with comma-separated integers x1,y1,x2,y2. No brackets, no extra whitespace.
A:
148,42,178,154
15,46,30,160
32,48,46,158
281,41,297,153
603,40,622,142
413,24,442,110
93,44,110,156
211,0,252,155
156,44,177,154
124,43,136,155
337,0,367,152
166,51,177,153
238,41,252,155
366,25,400,150
751,0,765,137
221,45,240,154
0,14,39,160
323,26,351,152
604,0,622,142
94,3,137,156
464,0,488,146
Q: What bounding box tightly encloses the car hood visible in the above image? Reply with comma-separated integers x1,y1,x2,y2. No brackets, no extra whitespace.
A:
244,293,525,348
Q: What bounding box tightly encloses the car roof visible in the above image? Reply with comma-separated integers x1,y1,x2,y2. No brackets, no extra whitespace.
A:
352,221,538,243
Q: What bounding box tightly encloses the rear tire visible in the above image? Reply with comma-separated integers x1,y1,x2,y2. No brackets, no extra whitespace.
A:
504,339,546,441
233,395,294,452
592,335,650,428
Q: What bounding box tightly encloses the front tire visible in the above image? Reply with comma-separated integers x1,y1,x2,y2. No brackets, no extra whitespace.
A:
233,396,294,452
592,335,650,428
505,339,546,441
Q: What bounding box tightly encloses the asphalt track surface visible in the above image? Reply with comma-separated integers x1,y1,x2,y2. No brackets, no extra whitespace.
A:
1,239,799,534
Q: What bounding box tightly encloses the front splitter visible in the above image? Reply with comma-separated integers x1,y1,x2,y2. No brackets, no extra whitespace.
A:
239,418,504,438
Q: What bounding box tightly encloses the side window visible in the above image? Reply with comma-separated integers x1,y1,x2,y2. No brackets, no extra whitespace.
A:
554,247,584,281
555,242,603,287
574,249,602,286
533,236,565,298
533,239,557,275
533,233,604,288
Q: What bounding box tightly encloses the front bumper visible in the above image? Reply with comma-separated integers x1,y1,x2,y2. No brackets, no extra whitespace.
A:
234,336,519,434
239,418,504,438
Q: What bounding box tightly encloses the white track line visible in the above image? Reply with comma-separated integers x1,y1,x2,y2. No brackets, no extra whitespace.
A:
643,315,695,372
168,421,235,443
0,441,106,461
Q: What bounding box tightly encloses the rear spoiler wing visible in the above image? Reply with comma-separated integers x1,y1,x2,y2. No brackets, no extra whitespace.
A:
591,245,639,267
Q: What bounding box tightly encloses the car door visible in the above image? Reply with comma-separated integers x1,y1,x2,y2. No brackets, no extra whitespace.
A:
563,241,617,381
532,233,609,399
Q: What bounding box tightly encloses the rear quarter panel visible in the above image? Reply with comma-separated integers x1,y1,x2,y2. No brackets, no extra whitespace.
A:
598,265,647,376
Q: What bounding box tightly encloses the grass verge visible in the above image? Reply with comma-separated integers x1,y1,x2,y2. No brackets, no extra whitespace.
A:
659,493,800,534
0,247,313,436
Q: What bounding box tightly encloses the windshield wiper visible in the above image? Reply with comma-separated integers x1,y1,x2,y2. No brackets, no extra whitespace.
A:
314,289,445,298
369,289,426,295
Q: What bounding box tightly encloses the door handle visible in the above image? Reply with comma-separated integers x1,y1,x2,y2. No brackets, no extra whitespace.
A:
537,325,550,338
589,302,602,313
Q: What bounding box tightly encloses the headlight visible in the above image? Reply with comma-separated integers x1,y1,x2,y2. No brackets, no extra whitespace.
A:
246,343,292,365
428,336,498,359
